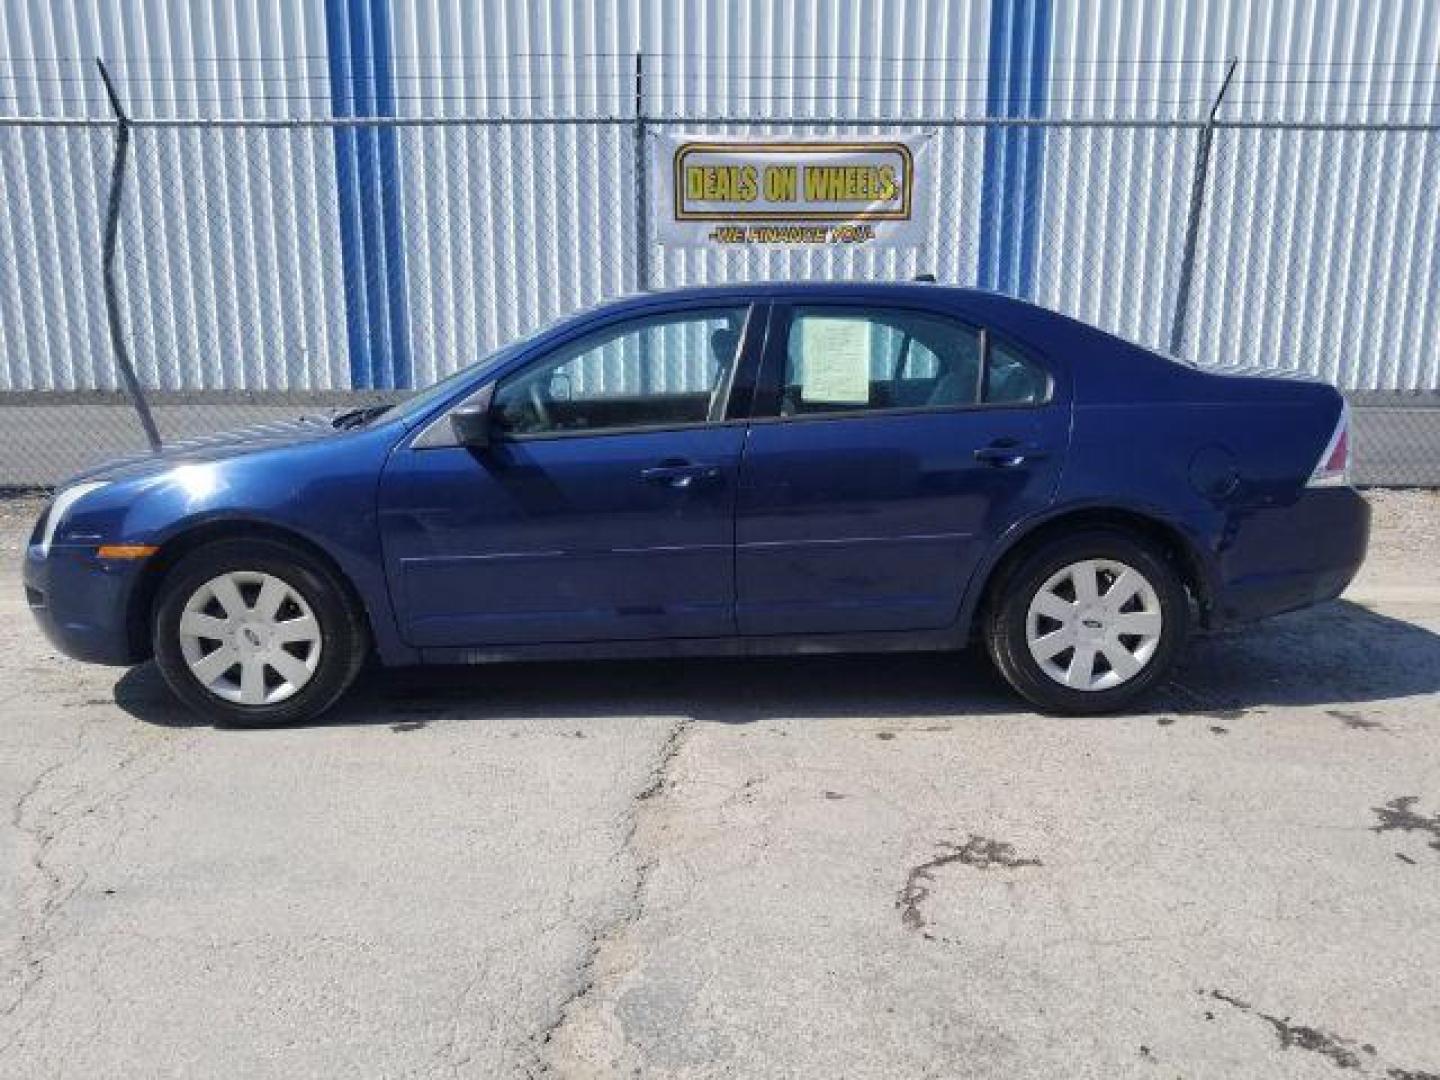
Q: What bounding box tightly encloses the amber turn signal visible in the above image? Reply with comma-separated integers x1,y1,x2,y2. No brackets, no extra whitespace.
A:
96,544,158,560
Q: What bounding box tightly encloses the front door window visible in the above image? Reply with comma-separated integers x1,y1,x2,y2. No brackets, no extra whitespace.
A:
492,307,749,436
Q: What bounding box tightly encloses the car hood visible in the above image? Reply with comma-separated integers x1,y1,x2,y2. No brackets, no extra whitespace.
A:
68,416,342,485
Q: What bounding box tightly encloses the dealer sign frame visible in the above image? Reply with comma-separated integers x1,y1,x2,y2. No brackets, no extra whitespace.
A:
652,134,932,249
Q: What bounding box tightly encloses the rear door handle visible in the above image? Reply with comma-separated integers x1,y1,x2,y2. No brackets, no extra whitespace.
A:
640,461,724,488
974,441,1048,467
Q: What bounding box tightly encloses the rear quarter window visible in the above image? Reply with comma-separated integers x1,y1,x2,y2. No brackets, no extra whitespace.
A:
985,340,1049,405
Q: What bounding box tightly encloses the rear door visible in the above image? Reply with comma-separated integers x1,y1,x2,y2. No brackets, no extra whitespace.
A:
735,300,1069,636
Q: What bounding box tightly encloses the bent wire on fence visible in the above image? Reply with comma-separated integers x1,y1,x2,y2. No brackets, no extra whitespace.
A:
95,57,160,452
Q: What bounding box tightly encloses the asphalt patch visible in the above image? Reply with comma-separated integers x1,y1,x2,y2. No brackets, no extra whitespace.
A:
897,836,1042,936
1372,797,1440,855
1208,990,1373,1069
1328,708,1388,731
1207,990,1439,1076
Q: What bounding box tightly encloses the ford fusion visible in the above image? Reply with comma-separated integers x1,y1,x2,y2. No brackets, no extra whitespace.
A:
25,284,1368,725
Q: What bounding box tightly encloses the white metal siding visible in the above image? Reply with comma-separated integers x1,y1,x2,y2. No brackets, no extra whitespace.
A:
0,1,348,390
1045,0,1440,387
387,0,990,387
0,1,1437,391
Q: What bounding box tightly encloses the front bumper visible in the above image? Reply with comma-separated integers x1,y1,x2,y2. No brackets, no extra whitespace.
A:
1212,486,1371,625
24,543,149,665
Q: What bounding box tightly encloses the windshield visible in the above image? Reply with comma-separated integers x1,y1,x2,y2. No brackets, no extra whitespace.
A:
372,310,588,428
377,334,535,426
334,302,654,431
376,343,519,426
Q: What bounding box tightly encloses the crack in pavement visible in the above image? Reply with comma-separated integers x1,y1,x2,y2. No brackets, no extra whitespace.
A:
529,716,692,1077
0,720,93,1040
434,944,499,1079
0,720,190,1053
1208,990,1438,1077
1327,709,1388,732
897,835,1042,937
1371,797,1440,856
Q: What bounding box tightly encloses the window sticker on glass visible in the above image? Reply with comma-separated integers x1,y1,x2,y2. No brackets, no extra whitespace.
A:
799,316,872,404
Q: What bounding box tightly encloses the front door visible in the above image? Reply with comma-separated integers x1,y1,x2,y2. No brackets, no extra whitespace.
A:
736,301,1068,636
380,303,760,648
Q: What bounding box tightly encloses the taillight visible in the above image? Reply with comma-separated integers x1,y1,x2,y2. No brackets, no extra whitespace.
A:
1307,401,1352,488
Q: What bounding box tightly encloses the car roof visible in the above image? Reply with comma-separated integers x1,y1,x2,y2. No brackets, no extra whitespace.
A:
592,281,1071,353
619,280,1017,307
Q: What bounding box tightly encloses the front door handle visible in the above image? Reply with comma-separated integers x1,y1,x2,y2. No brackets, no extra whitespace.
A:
974,441,1048,467
640,461,724,488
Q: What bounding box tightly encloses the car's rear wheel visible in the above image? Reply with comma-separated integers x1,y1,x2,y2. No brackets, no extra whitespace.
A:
152,538,368,727
985,530,1188,714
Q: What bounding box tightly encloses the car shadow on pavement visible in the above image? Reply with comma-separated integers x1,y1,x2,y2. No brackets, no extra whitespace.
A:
114,647,1020,729
113,599,1440,729
1154,599,1440,719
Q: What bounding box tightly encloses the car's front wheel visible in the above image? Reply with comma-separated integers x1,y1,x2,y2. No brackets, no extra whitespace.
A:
152,538,369,727
985,530,1188,714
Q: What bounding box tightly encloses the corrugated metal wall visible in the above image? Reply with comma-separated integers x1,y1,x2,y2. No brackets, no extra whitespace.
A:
0,1,1437,392
385,1,991,389
0,1,346,390
1043,0,1440,386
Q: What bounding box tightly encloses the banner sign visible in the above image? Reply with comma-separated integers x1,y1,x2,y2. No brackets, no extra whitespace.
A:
651,134,931,249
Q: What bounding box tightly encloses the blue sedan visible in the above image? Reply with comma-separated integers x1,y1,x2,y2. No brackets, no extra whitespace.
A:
24,283,1368,724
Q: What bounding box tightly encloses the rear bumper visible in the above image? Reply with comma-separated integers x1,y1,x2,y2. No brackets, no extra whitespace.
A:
1212,486,1371,625
23,543,148,665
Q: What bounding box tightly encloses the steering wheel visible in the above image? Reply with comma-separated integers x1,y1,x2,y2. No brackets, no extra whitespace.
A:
528,382,552,429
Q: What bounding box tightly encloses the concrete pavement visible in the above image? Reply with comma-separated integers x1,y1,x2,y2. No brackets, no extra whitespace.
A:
1,492,1437,1078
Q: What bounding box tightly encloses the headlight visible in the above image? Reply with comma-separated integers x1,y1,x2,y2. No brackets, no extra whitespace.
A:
39,481,108,556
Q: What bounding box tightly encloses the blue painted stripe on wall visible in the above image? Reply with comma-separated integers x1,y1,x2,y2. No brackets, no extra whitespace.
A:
977,0,1052,298
324,0,367,390
324,0,411,389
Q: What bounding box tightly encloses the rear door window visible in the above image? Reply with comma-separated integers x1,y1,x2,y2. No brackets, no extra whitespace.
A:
780,307,983,416
767,304,1051,418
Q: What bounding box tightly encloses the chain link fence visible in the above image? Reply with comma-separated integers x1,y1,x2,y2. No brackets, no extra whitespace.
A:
0,106,1437,486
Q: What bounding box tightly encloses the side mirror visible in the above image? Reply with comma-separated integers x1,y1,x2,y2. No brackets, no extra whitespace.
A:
448,383,495,448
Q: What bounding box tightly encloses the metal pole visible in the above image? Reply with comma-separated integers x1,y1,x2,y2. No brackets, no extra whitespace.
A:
634,51,650,293
1168,57,1237,358
96,58,161,452
633,51,653,392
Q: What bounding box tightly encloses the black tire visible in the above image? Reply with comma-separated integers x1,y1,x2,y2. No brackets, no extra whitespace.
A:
152,538,369,727
984,529,1188,715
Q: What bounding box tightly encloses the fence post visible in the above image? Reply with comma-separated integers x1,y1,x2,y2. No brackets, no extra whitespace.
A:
1167,57,1237,358
633,51,654,391
634,50,650,292
95,57,161,453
